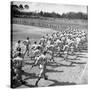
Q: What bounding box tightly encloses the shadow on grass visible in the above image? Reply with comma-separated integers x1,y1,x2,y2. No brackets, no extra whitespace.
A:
68,58,80,60
46,69,63,73
48,79,76,86
70,61,87,65
47,62,76,67
77,55,88,58
22,70,36,77
17,82,36,88
24,69,63,80
22,84,35,88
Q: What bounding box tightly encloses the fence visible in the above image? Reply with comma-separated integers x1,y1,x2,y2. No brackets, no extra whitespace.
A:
12,18,88,31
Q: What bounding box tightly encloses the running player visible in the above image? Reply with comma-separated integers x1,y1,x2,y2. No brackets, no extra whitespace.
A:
23,37,31,57
34,51,48,86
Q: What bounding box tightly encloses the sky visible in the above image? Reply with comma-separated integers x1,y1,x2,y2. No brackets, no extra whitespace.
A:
13,1,87,14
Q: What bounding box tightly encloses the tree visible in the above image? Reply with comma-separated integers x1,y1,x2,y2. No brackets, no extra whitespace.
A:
19,4,23,10
39,11,43,16
24,5,29,9
11,4,18,11
11,4,20,17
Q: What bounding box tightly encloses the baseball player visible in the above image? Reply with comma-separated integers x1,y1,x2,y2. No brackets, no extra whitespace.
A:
34,51,48,86
23,37,31,57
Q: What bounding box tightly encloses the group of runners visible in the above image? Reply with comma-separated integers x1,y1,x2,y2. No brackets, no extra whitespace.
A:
11,29,87,88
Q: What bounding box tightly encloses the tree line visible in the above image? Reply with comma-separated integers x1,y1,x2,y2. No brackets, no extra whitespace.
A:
11,4,88,20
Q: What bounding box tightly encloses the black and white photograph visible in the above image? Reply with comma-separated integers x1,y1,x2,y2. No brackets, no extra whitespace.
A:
11,1,88,88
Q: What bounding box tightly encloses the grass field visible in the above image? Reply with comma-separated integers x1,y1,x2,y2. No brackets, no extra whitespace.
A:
12,18,88,88
12,24,57,44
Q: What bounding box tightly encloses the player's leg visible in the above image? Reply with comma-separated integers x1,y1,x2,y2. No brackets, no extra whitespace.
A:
64,51,68,61
35,68,43,86
24,48,27,58
43,65,48,80
24,46,29,57
17,60,26,85
51,52,55,62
